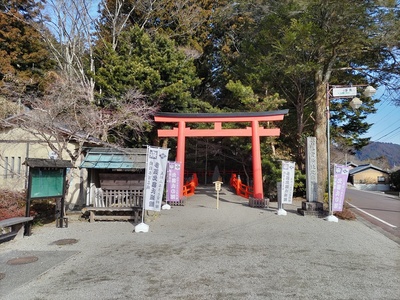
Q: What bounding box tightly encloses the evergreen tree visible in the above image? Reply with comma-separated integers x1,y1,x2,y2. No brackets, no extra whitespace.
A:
94,26,211,113
221,0,399,200
0,0,53,101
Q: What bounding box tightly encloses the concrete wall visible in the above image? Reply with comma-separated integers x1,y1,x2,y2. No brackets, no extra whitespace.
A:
354,183,390,192
0,127,87,210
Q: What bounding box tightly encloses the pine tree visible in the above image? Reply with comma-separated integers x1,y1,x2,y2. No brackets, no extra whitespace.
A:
94,26,210,113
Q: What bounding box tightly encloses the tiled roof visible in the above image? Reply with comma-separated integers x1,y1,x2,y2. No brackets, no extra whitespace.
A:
24,158,73,168
80,148,147,169
349,163,388,175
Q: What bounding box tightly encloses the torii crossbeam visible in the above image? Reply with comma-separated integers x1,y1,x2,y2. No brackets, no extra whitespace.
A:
154,110,288,200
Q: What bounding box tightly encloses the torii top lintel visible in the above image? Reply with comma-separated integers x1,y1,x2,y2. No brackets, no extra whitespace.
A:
154,110,289,137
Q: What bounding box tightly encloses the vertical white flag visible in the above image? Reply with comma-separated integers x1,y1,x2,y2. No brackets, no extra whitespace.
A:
332,164,350,212
281,161,296,204
144,146,169,211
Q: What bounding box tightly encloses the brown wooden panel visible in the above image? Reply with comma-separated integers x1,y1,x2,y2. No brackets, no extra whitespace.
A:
99,173,145,190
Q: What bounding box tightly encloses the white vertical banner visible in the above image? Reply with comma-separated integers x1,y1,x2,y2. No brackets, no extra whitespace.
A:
281,161,296,204
143,146,170,211
332,164,350,212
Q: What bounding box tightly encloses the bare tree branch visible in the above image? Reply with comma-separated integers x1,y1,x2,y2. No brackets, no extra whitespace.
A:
1,75,157,164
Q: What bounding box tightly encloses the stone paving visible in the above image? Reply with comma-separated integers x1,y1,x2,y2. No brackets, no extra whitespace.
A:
0,186,399,300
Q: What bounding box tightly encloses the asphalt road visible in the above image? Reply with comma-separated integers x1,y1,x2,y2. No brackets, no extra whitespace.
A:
345,188,400,242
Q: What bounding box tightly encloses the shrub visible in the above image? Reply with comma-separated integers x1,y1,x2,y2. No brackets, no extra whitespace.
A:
0,188,56,223
390,169,400,190
334,201,356,220
0,189,26,220
293,170,306,197
262,159,306,198
31,200,56,224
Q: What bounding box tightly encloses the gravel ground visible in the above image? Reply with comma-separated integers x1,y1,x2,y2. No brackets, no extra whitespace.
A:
1,186,399,300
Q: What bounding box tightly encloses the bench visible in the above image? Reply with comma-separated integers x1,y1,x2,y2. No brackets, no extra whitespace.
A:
0,217,34,243
82,206,142,223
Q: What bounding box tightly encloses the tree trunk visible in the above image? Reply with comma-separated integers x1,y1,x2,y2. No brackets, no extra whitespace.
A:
314,81,328,202
295,111,305,171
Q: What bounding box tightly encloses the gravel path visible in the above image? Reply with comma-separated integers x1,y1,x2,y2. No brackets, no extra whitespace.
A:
1,186,399,300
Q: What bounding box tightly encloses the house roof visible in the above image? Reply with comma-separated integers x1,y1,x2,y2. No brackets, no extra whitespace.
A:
24,158,73,169
346,162,358,168
349,164,389,175
80,148,147,169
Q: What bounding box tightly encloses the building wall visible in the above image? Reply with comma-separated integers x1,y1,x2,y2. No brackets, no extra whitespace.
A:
0,127,87,210
352,168,389,184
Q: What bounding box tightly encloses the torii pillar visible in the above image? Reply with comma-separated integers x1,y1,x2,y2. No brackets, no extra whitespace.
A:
154,111,288,200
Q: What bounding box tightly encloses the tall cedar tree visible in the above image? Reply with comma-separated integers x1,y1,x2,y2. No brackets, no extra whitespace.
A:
229,0,398,200
0,0,53,102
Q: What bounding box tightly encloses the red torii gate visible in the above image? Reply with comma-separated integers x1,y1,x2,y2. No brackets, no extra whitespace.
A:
154,110,288,200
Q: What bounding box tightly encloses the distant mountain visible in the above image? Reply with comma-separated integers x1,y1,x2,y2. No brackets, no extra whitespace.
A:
355,142,400,169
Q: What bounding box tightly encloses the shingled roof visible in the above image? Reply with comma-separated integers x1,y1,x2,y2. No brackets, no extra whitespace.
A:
80,147,147,170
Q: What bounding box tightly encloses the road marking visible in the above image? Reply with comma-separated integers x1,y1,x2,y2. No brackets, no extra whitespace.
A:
346,202,397,228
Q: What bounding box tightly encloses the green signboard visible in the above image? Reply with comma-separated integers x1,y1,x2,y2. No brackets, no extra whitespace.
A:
30,168,65,199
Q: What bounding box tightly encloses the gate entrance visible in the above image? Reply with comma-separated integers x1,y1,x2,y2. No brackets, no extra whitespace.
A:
154,110,288,200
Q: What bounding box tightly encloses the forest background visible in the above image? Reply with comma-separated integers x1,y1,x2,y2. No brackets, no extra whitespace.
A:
1,0,400,201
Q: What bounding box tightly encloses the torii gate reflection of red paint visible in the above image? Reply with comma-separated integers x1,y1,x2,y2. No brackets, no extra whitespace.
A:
154,111,288,199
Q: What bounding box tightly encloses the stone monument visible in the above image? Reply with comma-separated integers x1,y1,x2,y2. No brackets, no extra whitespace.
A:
298,137,324,216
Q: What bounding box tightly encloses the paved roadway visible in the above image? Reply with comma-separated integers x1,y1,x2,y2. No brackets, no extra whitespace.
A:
345,188,400,242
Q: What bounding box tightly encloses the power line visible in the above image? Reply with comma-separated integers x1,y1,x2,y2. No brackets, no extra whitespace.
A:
370,119,400,137
375,126,400,142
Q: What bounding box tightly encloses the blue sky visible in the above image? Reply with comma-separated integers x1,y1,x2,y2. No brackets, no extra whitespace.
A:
361,87,400,146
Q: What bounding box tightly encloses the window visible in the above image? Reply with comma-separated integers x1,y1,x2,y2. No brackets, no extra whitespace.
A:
11,157,15,178
17,157,21,175
377,176,386,183
4,157,8,178
3,156,23,179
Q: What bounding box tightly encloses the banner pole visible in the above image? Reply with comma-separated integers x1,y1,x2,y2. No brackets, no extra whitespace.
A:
162,161,172,210
135,146,150,233
140,206,145,223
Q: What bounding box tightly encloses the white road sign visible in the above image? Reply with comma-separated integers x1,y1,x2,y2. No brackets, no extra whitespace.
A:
332,87,357,97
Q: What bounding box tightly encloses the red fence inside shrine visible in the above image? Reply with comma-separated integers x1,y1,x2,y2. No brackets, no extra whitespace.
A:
230,174,253,199
183,173,198,197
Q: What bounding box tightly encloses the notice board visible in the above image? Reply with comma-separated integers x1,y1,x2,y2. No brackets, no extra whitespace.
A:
30,168,65,199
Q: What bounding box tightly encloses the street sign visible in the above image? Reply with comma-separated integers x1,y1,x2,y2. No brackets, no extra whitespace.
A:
332,87,357,97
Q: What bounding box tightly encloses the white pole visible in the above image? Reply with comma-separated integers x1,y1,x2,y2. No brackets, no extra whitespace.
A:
135,146,150,232
276,181,287,216
325,84,338,222
216,189,219,209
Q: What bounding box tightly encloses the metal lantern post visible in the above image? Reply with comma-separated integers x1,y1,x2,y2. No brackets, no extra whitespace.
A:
325,84,376,222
